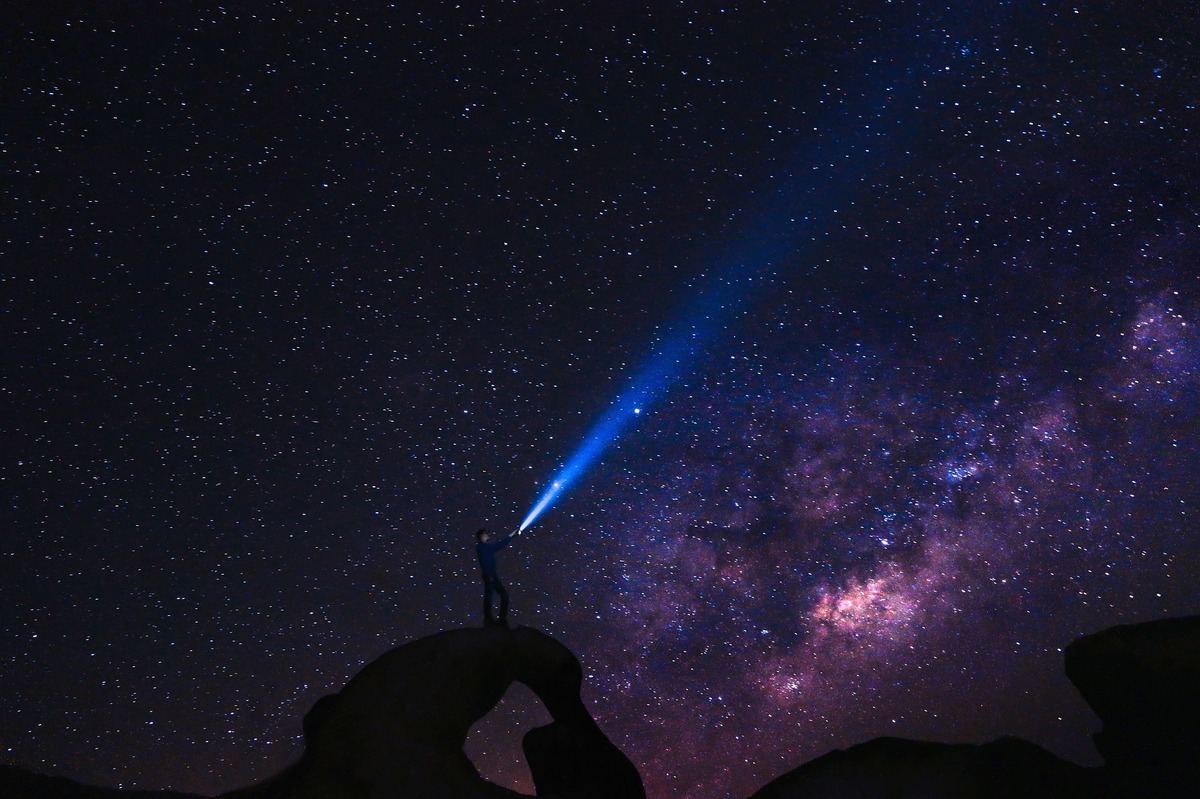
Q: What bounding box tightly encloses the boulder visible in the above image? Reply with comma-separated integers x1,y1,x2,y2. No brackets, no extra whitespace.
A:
1065,615,1200,796
224,625,644,799
0,764,201,799
748,736,1093,799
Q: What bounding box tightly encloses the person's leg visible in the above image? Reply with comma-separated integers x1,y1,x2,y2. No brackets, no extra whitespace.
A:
482,576,495,625
495,576,509,625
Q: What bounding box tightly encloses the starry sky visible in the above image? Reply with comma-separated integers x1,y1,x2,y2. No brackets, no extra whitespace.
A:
3,3,1199,798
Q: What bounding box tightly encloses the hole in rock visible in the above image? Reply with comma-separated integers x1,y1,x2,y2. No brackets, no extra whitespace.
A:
464,680,554,795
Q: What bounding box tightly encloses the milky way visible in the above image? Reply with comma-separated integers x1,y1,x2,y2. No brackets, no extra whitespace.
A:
565,304,1199,796
3,3,1199,799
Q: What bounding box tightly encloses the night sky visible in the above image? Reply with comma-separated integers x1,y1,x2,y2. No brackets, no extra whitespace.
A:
4,3,1200,798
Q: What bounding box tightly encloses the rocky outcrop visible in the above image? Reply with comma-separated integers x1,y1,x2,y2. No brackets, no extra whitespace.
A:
7,617,1199,798
748,615,1200,798
748,736,1093,799
1065,615,1200,797
0,764,201,799
224,625,643,799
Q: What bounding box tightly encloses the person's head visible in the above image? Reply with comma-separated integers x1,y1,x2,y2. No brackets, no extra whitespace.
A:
476,528,490,543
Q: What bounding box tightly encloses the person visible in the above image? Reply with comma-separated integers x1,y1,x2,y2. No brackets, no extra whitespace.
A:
475,527,517,627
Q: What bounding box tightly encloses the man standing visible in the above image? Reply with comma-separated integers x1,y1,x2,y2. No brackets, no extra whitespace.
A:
475,528,517,627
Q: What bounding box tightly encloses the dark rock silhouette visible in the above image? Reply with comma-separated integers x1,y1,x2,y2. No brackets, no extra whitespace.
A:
748,614,1200,798
1065,615,1200,797
0,764,201,799
4,617,1198,798
747,736,1093,799
0,626,641,799
223,625,644,799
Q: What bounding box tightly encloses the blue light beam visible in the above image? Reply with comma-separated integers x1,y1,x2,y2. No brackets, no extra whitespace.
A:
519,274,757,533
516,7,1002,534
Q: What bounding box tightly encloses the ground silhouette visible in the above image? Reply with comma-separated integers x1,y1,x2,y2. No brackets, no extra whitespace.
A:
751,615,1200,798
2,617,1198,798
1065,615,1200,798
748,736,1095,798
222,625,643,799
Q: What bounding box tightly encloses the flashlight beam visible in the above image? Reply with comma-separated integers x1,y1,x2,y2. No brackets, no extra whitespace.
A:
518,307,720,533
515,9,996,534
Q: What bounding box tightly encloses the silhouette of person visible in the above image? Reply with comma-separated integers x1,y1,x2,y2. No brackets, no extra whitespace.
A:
475,528,516,627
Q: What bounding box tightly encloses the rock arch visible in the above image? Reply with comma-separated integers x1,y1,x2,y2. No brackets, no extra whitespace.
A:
224,626,644,799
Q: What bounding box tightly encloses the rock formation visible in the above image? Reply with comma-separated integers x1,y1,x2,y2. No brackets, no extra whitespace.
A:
749,614,1200,798
1065,615,1200,797
223,625,644,799
747,736,1093,799
0,764,201,799
4,616,1198,798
